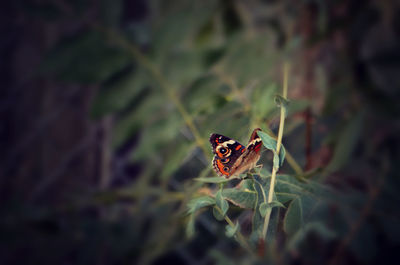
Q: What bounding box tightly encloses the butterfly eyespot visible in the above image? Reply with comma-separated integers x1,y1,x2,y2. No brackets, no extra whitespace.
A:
223,167,229,172
219,147,228,154
220,158,229,163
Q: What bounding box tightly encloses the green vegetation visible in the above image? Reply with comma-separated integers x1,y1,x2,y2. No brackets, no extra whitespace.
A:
3,1,400,264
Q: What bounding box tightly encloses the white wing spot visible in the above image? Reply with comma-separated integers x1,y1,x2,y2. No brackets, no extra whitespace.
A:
223,140,236,145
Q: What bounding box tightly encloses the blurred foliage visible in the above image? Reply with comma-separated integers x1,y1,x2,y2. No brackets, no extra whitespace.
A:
3,0,400,265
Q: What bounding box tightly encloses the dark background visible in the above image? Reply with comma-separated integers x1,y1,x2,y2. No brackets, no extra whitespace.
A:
1,0,400,264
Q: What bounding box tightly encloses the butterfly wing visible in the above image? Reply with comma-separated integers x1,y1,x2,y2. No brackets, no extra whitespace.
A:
209,133,245,177
223,128,263,177
209,129,263,178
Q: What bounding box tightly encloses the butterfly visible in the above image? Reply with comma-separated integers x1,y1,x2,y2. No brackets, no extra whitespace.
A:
209,128,263,178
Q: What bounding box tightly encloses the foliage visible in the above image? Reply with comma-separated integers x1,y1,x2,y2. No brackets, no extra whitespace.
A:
5,0,400,265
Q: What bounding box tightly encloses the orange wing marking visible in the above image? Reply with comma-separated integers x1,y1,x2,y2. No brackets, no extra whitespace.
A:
216,159,229,176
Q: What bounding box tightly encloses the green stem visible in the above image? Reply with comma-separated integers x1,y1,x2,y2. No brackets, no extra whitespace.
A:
214,68,303,175
261,62,290,239
215,206,255,256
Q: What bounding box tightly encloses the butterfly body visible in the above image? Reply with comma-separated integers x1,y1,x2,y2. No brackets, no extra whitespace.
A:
209,128,263,178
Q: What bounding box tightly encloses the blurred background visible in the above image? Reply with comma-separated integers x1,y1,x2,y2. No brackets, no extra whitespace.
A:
1,0,400,264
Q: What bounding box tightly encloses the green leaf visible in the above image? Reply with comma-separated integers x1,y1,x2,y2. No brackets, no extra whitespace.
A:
324,112,364,175
187,196,215,214
222,188,257,209
225,222,239,238
259,200,286,217
131,111,183,161
257,131,286,168
194,177,232,183
274,94,289,117
252,83,278,119
216,190,229,216
250,178,265,242
287,222,335,250
186,214,195,238
257,131,277,152
40,31,130,84
259,202,268,217
283,195,318,236
279,145,286,167
186,196,216,237
160,143,196,180
274,94,289,108
269,200,286,209
283,197,302,235
275,174,335,199
213,206,225,221
275,192,297,204
91,69,147,118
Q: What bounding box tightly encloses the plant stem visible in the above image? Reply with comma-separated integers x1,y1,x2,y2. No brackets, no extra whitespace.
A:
215,206,255,256
261,62,290,239
214,68,303,175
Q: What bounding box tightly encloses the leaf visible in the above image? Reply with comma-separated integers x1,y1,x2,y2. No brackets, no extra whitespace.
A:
257,131,286,168
194,177,232,183
187,196,215,214
250,178,266,242
287,222,336,251
131,111,183,161
259,200,286,217
274,94,289,108
160,142,196,180
216,190,229,216
111,90,159,141
213,206,225,221
222,188,257,209
275,192,297,204
259,202,268,217
324,112,364,175
252,83,278,119
186,196,216,237
249,176,281,243
274,94,289,118
91,69,147,118
40,31,130,84
269,200,286,209
283,197,302,235
275,174,335,199
266,207,280,243
283,195,318,236
182,75,222,115
186,214,195,238
279,145,286,167
257,131,278,151
225,222,239,238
